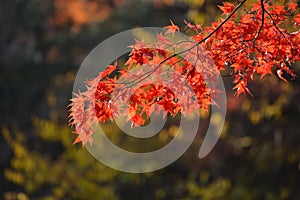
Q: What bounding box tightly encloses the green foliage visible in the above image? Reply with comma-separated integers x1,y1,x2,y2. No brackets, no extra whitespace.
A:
3,120,119,200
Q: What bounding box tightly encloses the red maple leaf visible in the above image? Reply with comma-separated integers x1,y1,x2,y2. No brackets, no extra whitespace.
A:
165,20,180,35
218,2,235,15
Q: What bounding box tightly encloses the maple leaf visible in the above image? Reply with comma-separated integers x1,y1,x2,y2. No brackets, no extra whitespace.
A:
250,2,262,12
73,136,82,145
193,34,204,43
127,106,137,119
240,14,252,24
128,39,146,49
157,33,172,47
165,20,180,35
288,3,298,12
99,61,117,79
257,63,273,78
184,20,202,33
218,2,235,15
130,114,145,126
233,80,252,97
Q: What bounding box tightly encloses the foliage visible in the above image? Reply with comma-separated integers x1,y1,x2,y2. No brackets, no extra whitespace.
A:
68,0,300,147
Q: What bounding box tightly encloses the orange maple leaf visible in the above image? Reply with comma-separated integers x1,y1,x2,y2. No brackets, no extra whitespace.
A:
165,20,179,35
257,63,273,78
99,61,117,79
233,80,252,97
218,2,235,15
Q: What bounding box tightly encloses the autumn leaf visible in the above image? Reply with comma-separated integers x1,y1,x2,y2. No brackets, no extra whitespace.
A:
233,80,252,97
218,2,235,15
288,3,298,12
99,61,117,79
257,63,273,78
165,20,180,35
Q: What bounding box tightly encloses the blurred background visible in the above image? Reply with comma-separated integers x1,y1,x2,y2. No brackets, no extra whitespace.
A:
1,0,300,199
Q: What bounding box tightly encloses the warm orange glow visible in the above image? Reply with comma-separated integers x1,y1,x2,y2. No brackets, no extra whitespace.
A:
53,0,112,30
